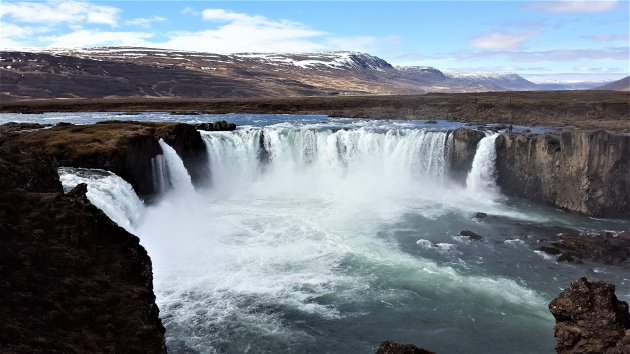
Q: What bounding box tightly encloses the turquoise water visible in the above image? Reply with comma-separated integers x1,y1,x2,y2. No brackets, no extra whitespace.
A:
19,113,629,354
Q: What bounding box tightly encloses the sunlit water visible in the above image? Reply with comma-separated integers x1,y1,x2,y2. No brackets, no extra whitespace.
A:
5,112,628,354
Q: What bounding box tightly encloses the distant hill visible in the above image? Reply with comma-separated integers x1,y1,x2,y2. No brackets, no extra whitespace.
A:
596,76,630,91
0,46,558,101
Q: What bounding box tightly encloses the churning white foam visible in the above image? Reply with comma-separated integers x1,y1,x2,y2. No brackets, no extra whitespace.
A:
131,125,552,351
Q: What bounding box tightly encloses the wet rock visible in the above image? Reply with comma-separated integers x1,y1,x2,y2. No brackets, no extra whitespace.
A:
55,122,73,126
539,246,562,255
549,278,630,354
552,232,630,265
375,341,435,354
195,120,237,131
424,120,437,124
449,128,486,183
557,253,577,263
473,212,488,219
495,129,630,218
459,230,483,240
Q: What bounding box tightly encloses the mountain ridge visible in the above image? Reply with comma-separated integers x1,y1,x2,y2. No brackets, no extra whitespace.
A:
0,46,624,100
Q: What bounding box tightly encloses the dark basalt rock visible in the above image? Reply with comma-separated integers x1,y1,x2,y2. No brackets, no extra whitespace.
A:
195,120,237,131
0,135,166,353
495,129,630,218
13,121,208,196
549,278,630,354
549,232,630,265
449,128,486,183
459,230,484,240
539,246,562,255
375,341,436,354
473,212,488,219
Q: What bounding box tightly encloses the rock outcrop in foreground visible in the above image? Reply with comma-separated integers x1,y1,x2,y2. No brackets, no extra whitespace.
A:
549,278,630,354
495,129,630,218
14,121,209,196
375,341,436,354
0,124,167,352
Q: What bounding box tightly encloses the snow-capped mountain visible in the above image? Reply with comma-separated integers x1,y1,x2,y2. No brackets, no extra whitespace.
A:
443,71,540,91
0,46,565,101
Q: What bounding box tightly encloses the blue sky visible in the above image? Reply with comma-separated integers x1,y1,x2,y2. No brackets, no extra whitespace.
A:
1,1,628,82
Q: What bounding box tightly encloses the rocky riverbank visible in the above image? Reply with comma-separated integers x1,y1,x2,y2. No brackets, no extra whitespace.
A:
0,121,233,352
0,123,168,352
447,127,630,218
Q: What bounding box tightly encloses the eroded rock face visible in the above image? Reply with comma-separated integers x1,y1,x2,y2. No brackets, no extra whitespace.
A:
495,129,630,218
375,341,436,354
449,128,485,182
549,278,630,354
0,136,166,352
14,121,209,196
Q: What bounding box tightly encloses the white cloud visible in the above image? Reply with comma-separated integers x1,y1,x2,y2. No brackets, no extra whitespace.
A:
469,32,535,49
0,23,36,38
583,33,629,42
153,9,327,53
0,6,395,54
126,16,166,28
181,7,199,16
0,0,120,26
527,0,618,13
202,9,263,22
0,37,26,49
40,29,153,48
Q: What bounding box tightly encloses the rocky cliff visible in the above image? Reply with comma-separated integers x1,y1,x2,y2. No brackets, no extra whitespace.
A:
0,123,166,352
495,129,630,218
449,128,486,182
549,278,630,353
16,121,209,196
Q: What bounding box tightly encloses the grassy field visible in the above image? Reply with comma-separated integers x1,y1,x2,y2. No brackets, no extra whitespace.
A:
1,90,628,131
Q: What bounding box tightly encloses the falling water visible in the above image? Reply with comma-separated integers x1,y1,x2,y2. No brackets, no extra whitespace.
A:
201,127,454,194
466,133,500,193
58,167,145,232
157,139,196,194
46,115,630,354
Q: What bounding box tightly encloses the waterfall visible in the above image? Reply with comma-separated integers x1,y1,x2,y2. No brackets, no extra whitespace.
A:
201,127,453,191
151,154,169,193
466,132,500,193
157,139,196,194
58,167,145,232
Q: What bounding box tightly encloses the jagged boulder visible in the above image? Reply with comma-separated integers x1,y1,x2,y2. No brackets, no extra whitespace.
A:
459,230,484,240
549,278,630,353
375,341,435,354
